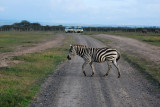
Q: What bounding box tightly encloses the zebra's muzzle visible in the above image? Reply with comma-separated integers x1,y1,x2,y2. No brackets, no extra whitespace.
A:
67,55,71,60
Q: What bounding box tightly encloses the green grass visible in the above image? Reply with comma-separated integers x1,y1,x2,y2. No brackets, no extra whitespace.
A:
0,35,74,107
90,35,160,86
0,47,13,52
0,31,56,53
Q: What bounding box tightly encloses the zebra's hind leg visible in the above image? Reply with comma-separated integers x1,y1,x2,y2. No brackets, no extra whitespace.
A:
90,62,95,77
82,61,90,76
113,59,120,78
104,61,112,77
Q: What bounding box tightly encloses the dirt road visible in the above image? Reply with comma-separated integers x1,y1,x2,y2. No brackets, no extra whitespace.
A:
31,33,160,107
95,34,160,66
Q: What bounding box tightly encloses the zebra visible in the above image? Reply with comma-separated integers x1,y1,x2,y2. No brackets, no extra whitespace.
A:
67,44,121,78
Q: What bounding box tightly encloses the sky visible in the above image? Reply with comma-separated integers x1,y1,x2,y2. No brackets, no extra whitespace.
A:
0,0,160,26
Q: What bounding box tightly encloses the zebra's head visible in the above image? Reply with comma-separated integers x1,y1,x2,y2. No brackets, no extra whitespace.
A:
67,44,76,60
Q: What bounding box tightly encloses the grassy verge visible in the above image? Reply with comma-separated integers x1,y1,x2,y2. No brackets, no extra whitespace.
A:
82,31,98,35
106,31,160,46
122,53,160,86
0,35,74,107
0,31,56,53
89,35,110,46
83,31,160,46
90,35,160,86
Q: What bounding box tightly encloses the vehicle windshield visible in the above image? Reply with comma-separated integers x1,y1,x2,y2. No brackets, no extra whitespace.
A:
76,27,82,29
65,27,72,29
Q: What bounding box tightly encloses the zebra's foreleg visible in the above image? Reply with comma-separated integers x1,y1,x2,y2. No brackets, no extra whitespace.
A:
90,62,95,77
104,61,112,77
113,59,120,78
82,61,90,76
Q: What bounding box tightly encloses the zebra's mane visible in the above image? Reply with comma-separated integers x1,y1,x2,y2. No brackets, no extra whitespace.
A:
73,44,88,48
73,44,111,50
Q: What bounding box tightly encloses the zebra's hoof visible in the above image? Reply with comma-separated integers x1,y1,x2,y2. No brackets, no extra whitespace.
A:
83,72,86,76
104,74,108,77
118,75,120,78
91,73,94,77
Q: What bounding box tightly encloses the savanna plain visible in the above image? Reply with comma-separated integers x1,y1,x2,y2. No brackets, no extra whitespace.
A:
0,31,160,107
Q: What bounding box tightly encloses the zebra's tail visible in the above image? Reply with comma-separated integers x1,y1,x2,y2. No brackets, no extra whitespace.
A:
116,51,120,62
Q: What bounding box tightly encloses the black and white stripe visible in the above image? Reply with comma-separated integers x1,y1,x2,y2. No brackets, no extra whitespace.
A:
67,44,121,78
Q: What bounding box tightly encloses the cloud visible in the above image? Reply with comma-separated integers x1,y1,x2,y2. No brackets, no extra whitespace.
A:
0,6,4,12
0,0,160,26
50,0,86,12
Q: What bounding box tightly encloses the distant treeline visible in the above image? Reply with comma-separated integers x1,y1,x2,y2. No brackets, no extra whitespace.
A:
0,20,160,33
84,27,160,33
0,20,64,31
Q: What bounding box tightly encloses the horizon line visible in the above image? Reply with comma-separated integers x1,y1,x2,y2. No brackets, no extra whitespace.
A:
0,19,160,28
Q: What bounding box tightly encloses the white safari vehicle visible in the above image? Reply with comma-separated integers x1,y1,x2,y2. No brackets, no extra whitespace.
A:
65,27,74,33
74,27,83,33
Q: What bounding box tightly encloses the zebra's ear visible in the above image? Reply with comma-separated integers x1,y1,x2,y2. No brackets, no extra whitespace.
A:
70,44,72,47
